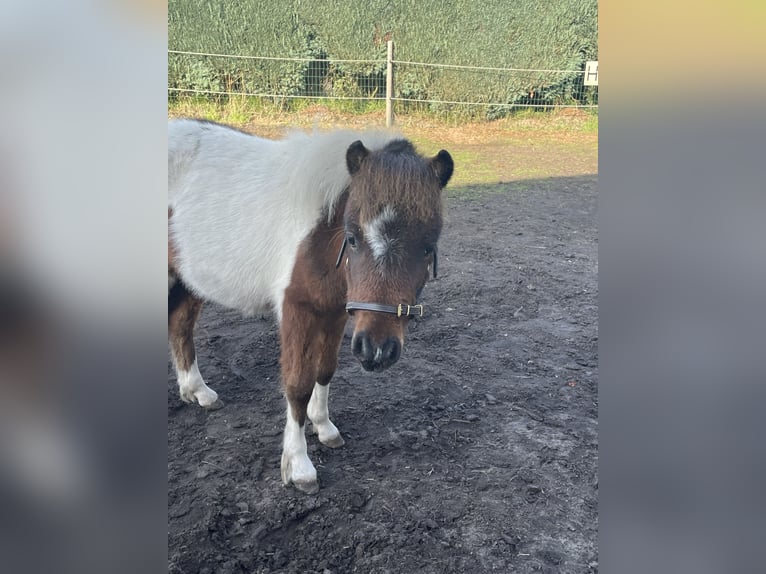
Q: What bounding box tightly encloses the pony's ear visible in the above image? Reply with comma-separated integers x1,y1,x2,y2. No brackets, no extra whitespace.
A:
346,140,369,175
431,150,454,188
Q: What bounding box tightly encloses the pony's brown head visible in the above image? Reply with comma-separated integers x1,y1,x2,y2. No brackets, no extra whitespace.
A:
340,138,453,372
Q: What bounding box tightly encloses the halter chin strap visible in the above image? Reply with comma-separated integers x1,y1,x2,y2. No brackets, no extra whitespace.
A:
345,302,424,317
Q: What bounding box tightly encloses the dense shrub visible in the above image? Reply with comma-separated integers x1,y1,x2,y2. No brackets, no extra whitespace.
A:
168,0,597,108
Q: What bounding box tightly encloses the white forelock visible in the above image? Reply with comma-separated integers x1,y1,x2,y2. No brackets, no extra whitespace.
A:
364,205,398,263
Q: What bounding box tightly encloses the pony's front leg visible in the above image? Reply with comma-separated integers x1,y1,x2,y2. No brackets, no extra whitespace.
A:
281,394,318,494
308,382,344,448
279,305,347,493
279,306,320,493
306,314,348,448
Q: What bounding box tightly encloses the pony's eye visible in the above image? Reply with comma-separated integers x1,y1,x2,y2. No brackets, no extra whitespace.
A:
347,234,358,249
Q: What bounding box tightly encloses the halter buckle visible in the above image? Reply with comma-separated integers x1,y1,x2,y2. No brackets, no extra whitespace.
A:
397,304,424,317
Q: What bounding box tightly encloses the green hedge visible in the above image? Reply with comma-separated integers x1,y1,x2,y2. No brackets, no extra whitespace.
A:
168,0,597,107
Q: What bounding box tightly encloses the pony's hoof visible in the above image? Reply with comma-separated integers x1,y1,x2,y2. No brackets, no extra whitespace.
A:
320,433,345,448
281,453,318,494
291,479,319,495
203,398,224,410
179,384,219,408
195,387,219,408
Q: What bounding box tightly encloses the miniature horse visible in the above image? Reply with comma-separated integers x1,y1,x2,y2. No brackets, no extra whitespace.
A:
168,119,453,493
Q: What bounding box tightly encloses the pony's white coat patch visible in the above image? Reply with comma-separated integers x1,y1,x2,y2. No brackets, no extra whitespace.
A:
307,383,341,445
281,404,316,488
168,120,399,318
176,359,218,407
364,205,397,263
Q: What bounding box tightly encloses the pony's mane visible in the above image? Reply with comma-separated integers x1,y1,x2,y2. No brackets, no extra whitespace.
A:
195,118,252,136
276,128,402,224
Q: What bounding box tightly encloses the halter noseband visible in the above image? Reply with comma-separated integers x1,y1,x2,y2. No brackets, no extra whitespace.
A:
335,237,436,318
345,302,425,317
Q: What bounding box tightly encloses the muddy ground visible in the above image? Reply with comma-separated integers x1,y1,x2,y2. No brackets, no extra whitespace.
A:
168,173,598,573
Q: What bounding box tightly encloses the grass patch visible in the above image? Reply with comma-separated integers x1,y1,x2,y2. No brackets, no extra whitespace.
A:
446,181,533,200
168,95,262,124
403,141,499,187
581,111,598,133
168,97,598,189
168,95,386,126
170,96,597,136
447,149,499,186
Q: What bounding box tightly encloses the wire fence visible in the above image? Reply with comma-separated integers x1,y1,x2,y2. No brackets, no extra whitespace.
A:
168,43,597,122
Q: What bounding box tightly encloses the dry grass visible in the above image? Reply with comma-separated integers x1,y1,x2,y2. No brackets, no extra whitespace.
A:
168,101,597,188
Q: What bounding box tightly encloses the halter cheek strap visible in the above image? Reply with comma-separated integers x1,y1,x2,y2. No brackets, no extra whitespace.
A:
335,236,348,269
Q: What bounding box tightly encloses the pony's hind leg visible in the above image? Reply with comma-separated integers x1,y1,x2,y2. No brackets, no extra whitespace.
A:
168,282,219,408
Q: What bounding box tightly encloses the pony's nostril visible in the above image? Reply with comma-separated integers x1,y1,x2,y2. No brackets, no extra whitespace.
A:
352,332,374,362
352,335,363,356
382,337,401,364
353,333,401,370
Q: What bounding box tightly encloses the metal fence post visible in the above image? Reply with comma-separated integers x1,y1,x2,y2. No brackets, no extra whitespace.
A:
385,40,394,127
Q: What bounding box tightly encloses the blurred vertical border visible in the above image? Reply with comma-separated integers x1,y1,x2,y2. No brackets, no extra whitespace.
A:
601,1,766,573
0,1,167,572
2,1,765,572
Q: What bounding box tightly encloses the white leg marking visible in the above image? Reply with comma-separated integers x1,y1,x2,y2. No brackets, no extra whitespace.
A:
281,404,318,493
307,383,345,447
176,358,218,407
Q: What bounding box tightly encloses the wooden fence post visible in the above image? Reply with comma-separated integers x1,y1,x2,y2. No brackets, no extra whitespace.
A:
385,40,394,127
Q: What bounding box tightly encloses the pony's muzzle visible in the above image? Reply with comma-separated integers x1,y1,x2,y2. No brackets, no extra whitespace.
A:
351,331,401,372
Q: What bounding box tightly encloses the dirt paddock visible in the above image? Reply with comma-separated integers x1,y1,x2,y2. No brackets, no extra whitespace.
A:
168,134,598,573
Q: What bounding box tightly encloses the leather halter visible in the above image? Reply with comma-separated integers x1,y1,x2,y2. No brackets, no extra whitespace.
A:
335,236,437,318
345,301,424,317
